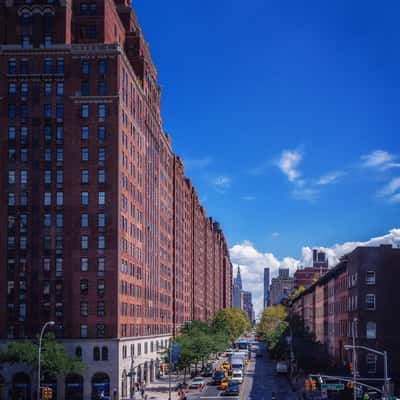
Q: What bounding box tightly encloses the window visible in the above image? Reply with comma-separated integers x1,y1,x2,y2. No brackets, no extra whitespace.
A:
20,236,27,250
44,192,51,206
97,324,105,337
97,258,105,276
99,148,105,161
8,193,15,206
97,279,105,296
98,169,105,184
80,302,88,317
98,127,105,143
8,60,16,74
98,192,105,206
44,126,52,143
98,236,105,249
8,170,16,184
20,170,28,185
367,354,377,374
80,324,88,338
44,81,52,96
44,103,52,119
56,82,64,96
101,346,108,360
20,104,28,121
20,192,28,206
44,58,52,74
81,191,88,206
81,214,89,228
81,235,89,249
89,3,96,14
75,347,82,359
366,321,376,339
21,149,28,162
81,257,89,272
44,214,51,227
56,170,63,184
366,271,376,285
56,258,63,277
43,258,51,272
80,3,88,15
98,213,105,228
44,170,52,184
8,82,16,96
98,60,106,74
56,192,63,206
8,127,16,141
81,169,89,184
81,147,89,161
98,104,105,122
20,59,28,74
56,104,64,121
80,279,88,295
81,80,89,96
56,214,63,227
97,80,106,96
21,83,28,98
56,126,63,143
366,294,376,310
56,59,64,74
81,61,89,74
97,301,105,316
44,35,52,48
44,148,52,161
22,35,30,48
81,126,89,140
56,148,63,161
81,104,89,118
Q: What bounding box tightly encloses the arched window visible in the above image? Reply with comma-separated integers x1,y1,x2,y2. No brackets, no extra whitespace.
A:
366,321,376,339
101,346,108,361
93,347,100,361
75,346,82,359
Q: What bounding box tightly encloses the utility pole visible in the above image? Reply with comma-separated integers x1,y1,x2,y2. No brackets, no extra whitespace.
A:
352,318,358,400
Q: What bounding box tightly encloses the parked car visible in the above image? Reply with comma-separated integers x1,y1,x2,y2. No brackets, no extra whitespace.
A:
189,376,206,389
231,370,243,384
202,366,213,377
222,381,240,396
276,360,289,374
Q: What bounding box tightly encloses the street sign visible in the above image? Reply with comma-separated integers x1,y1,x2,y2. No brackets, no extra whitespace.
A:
170,343,180,364
321,383,345,391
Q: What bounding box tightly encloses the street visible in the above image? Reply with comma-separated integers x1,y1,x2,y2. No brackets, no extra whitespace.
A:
188,344,298,400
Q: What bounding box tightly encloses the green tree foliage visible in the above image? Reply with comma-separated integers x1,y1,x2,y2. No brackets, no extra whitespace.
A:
213,308,250,340
289,286,306,302
0,333,84,377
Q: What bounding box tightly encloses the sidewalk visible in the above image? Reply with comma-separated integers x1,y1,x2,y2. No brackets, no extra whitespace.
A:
144,373,186,400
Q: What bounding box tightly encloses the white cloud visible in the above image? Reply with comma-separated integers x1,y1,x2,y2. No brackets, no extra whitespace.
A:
276,150,303,182
361,150,399,170
230,229,400,317
242,196,256,201
377,177,400,201
316,171,345,185
211,176,231,193
292,187,319,201
183,157,213,170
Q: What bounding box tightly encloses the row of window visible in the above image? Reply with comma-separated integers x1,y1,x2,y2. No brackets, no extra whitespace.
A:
8,126,64,144
80,279,104,296
81,104,106,120
80,301,105,317
80,80,107,96
8,58,64,75
8,81,64,97
8,58,106,76
8,103,64,121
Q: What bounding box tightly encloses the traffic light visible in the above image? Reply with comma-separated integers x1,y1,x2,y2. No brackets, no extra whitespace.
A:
41,387,53,400
349,362,353,373
346,382,354,389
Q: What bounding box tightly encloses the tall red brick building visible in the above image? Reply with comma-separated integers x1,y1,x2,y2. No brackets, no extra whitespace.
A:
0,1,232,399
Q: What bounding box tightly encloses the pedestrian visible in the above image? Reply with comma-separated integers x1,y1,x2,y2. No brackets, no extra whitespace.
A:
140,386,145,399
183,394,188,400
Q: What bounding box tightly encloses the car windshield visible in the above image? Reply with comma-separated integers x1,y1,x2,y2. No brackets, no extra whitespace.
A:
233,373,241,377
193,377,203,382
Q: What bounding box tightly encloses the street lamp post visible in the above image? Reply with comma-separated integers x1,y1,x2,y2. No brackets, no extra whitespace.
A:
344,344,390,400
168,342,172,400
37,321,55,400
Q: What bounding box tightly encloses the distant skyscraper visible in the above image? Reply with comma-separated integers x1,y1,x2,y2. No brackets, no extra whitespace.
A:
270,268,294,305
242,291,254,323
233,266,243,308
263,268,270,308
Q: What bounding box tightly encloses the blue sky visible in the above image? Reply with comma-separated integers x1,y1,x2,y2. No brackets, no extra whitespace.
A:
134,0,400,263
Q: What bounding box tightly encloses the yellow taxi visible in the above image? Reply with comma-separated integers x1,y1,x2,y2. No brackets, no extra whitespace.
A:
218,377,231,390
222,361,231,370
244,359,250,366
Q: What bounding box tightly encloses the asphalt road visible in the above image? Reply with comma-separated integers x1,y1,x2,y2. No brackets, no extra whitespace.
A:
188,343,298,400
